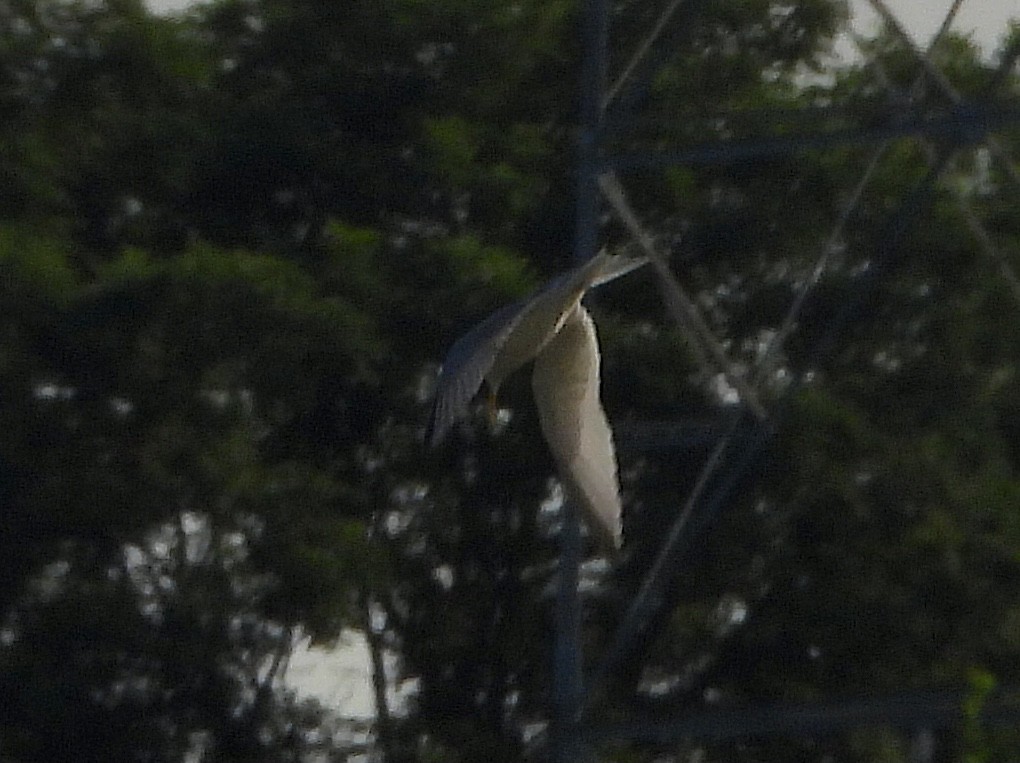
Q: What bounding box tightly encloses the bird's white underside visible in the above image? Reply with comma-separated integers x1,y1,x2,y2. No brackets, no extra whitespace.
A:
531,304,622,549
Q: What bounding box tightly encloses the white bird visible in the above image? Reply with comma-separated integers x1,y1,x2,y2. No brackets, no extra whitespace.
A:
427,250,647,550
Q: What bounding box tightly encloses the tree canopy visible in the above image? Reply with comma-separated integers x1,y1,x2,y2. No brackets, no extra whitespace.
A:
2,0,1020,761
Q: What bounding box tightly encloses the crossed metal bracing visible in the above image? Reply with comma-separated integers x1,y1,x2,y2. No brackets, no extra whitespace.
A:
552,0,1020,760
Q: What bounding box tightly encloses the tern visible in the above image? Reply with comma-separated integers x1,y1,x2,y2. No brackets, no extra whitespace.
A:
428,250,647,550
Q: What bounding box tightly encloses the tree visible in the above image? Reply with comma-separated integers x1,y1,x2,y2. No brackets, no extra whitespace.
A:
3,1,1020,761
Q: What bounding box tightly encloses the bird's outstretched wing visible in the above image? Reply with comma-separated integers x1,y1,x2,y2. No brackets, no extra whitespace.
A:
586,250,648,288
427,297,530,446
531,304,622,549
427,249,646,448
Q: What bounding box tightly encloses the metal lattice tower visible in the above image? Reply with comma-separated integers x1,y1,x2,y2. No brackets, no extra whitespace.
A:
552,1,1020,760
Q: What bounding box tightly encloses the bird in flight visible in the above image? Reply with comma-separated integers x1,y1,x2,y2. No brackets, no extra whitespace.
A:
427,250,647,551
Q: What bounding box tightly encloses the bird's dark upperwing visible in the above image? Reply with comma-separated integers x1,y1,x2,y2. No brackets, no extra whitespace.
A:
426,297,531,446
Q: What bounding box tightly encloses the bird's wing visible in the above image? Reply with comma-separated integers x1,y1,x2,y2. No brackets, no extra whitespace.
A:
427,296,532,446
585,250,649,288
428,249,646,448
531,304,622,549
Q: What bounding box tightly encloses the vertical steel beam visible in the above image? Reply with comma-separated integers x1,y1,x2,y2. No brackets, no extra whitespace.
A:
552,498,586,763
551,0,609,760
573,0,609,267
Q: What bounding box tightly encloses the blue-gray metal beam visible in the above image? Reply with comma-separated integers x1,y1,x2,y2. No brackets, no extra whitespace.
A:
589,147,958,699
607,0,713,118
567,0,1020,752
573,0,609,267
552,501,585,763
587,25,1020,716
552,0,609,759
605,102,1020,172
613,418,750,453
585,689,1020,743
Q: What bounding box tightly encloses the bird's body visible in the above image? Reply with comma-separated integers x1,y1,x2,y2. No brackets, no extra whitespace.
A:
428,250,646,551
485,283,585,393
